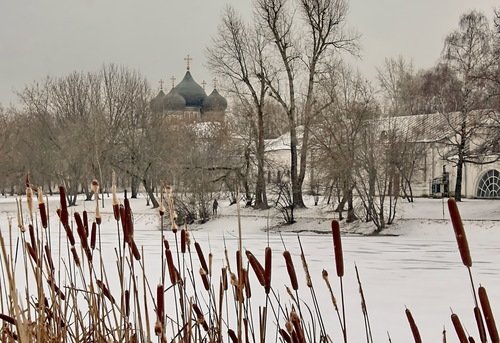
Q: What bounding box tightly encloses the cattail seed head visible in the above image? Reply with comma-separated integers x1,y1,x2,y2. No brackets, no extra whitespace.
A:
44,244,54,272
283,250,299,291
70,246,80,267
91,179,99,194
82,210,89,237
181,228,187,253
447,198,472,267
90,222,97,250
28,224,37,255
264,247,272,294
474,306,487,343
96,280,115,304
200,267,210,291
156,284,164,323
479,286,499,343
331,220,344,277
243,268,251,299
300,250,312,288
165,248,177,285
124,290,130,317
26,185,34,222
59,186,69,227
279,329,292,343
451,313,468,343
406,308,422,343
245,250,265,286
38,187,48,229
130,240,141,260
194,242,208,274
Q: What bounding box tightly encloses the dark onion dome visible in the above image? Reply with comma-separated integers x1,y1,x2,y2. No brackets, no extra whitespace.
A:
202,88,228,112
163,88,186,111
150,89,166,113
174,71,207,107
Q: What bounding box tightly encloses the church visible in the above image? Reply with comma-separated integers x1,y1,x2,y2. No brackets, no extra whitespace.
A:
150,56,227,123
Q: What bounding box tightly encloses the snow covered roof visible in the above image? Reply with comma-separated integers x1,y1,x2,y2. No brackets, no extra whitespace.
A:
265,126,303,152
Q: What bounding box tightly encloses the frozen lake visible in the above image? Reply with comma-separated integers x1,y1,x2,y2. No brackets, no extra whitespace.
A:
1,197,499,342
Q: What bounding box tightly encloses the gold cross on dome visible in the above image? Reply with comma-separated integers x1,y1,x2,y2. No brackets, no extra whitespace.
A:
158,79,164,90
170,76,176,89
213,77,218,89
202,80,207,90
184,54,192,71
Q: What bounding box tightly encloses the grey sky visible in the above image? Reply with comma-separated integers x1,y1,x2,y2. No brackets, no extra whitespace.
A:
1,0,498,107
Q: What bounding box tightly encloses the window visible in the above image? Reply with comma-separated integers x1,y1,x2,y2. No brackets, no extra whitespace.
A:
477,169,500,198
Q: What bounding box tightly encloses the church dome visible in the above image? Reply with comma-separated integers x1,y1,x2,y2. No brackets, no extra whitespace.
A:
202,89,228,112
175,71,207,107
163,88,186,111
150,89,166,113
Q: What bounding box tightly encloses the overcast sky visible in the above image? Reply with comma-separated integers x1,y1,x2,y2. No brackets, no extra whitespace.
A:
1,0,498,107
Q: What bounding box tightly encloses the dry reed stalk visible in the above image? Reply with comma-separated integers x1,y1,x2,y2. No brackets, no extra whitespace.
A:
451,313,468,343
478,286,499,342
447,198,472,267
264,247,272,295
37,187,48,229
283,251,298,291
195,242,209,274
245,250,265,286
25,177,34,223
405,308,422,343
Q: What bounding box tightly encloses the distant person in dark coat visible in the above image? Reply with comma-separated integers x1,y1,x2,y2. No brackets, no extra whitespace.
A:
212,199,218,216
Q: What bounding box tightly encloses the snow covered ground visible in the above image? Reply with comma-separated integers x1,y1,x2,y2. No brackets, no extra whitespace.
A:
0,194,498,342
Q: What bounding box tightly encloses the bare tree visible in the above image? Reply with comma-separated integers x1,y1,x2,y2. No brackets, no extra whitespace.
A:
255,0,358,207
442,10,494,201
207,6,270,209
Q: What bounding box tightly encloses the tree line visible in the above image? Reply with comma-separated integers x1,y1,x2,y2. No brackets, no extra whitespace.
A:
0,2,499,231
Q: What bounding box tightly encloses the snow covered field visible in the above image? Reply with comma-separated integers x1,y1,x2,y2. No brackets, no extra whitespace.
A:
0,194,498,341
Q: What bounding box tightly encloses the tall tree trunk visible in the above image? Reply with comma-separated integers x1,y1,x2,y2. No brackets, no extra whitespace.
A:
142,178,159,208
131,175,139,199
254,108,268,209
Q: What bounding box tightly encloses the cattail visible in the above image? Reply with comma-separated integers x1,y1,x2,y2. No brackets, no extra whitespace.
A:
479,286,499,343
91,179,99,194
165,249,178,285
156,284,164,323
283,250,299,291
44,244,54,272
264,247,272,294
28,224,37,255
451,313,468,343
228,329,238,343
474,306,487,343
59,186,69,228
130,240,141,260
0,313,16,325
163,237,169,250
200,267,210,291
209,252,213,277
192,303,208,331
124,198,134,239
96,280,115,304
181,228,187,253
74,212,88,250
279,329,292,343
236,250,243,282
322,269,338,310
56,210,75,246
243,268,251,299
95,205,102,225
124,290,130,317
26,182,34,222
406,308,422,343
246,250,265,286
221,267,228,291
120,205,129,243
300,249,312,288
70,246,80,267
194,242,208,274
331,220,344,277
82,210,89,237
290,310,305,343
26,242,39,265
447,198,472,267
90,222,97,250
47,278,66,300
38,187,48,229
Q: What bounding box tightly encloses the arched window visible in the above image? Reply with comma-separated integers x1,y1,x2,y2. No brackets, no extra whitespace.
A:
476,169,500,198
